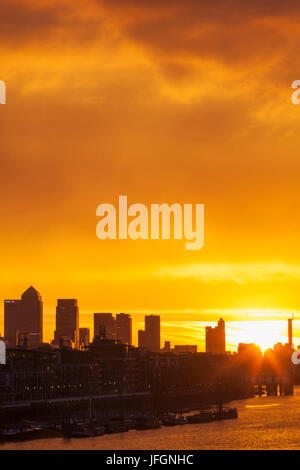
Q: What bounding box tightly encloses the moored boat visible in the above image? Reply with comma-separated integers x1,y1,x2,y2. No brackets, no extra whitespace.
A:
62,397,105,438
162,413,187,426
105,419,129,434
186,411,215,424
135,415,161,430
0,425,50,441
62,421,105,438
214,407,238,420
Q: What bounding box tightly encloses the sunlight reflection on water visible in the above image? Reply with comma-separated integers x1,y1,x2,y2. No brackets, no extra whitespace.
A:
2,387,300,450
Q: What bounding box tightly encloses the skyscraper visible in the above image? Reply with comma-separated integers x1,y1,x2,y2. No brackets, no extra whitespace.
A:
4,299,21,348
138,315,160,353
116,313,132,345
145,315,160,352
138,329,146,349
54,299,79,348
205,318,226,354
79,327,90,349
4,286,43,349
94,313,116,340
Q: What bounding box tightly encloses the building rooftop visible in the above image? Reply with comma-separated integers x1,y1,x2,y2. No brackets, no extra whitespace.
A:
21,286,42,300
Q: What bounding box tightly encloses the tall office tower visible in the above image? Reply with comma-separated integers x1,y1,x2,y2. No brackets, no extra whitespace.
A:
205,318,226,354
116,313,132,345
138,329,146,349
54,299,79,348
79,327,90,349
145,315,160,353
4,299,21,347
94,313,116,340
4,286,43,349
138,315,160,353
288,317,293,348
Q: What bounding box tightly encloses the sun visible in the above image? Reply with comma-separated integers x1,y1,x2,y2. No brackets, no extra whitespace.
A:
228,321,287,353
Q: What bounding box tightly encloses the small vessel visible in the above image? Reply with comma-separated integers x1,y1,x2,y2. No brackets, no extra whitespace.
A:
214,397,238,420
135,415,161,430
62,397,105,438
186,410,215,424
0,427,23,441
105,419,129,434
124,417,136,430
214,407,238,420
177,414,188,425
162,413,187,426
62,422,105,438
0,425,46,441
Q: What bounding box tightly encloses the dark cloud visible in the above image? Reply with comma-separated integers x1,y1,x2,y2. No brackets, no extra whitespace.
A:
0,0,60,43
97,0,299,75
1,0,297,71
0,0,106,46
99,0,300,22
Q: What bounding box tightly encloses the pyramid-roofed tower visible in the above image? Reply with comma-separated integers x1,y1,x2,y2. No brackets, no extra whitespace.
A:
21,286,42,301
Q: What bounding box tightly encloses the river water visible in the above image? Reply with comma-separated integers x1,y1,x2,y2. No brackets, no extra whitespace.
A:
2,387,300,450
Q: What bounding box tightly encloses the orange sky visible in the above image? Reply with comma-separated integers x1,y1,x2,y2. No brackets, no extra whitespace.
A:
1,0,300,348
